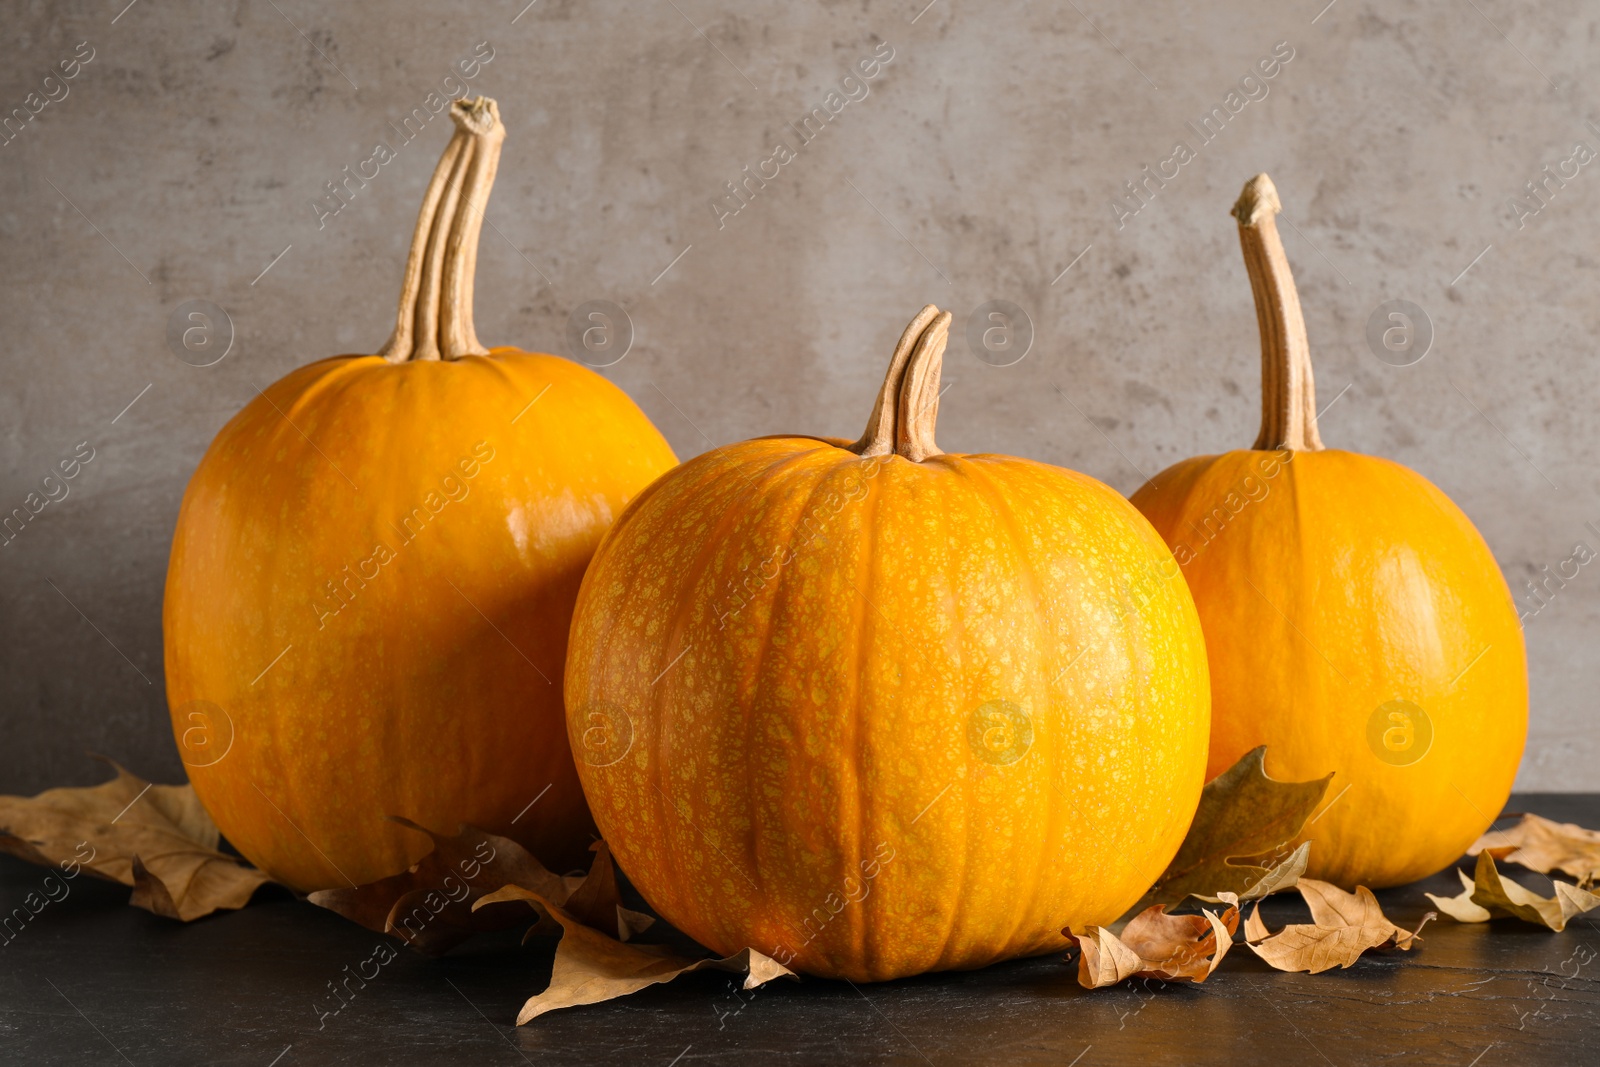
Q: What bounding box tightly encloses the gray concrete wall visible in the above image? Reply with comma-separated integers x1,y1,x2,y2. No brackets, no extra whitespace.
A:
3,0,1596,793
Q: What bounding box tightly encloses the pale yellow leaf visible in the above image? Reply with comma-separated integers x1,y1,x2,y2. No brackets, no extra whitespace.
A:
1426,869,1491,924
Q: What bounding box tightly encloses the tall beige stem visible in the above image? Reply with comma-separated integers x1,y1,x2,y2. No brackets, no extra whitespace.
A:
1233,173,1324,452
378,97,506,363
850,306,953,462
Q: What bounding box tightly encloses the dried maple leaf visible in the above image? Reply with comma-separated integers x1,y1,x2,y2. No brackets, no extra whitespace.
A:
1066,896,1239,988
560,841,655,941
470,847,790,1023
1468,813,1600,887
486,890,795,1024
308,819,570,955
475,841,654,944
1248,878,1432,973
1221,841,1311,902
1067,925,1145,987
1426,852,1600,932
0,760,269,921
1426,868,1493,924
1242,901,1272,944
1133,747,1331,911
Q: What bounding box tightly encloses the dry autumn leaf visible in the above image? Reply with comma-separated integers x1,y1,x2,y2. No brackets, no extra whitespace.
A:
309,826,657,958
1133,746,1331,911
308,820,576,955
476,888,795,1024
0,759,270,921
473,842,655,945
1066,894,1239,988
1426,852,1600,932
1425,868,1488,923
561,841,656,942
1242,900,1271,944
1247,879,1432,973
1226,841,1311,902
471,845,789,1024
1469,813,1600,887
1066,925,1143,988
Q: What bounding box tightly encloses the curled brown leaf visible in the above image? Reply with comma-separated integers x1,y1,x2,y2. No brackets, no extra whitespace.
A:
1247,879,1432,973
0,760,269,921
1066,898,1239,989
1428,851,1600,932
308,819,569,955
1469,813,1600,887
472,841,654,945
1133,747,1331,911
504,894,796,1024
1242,901,1271,944
457,843,788,1022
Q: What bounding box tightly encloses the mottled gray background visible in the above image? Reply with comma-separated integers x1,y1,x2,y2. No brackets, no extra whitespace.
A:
2,0,1596,793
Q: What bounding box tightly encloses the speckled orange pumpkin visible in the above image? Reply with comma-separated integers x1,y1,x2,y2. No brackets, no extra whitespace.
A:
565,306,1211,981
164,99,677,891
1130,174,1527,889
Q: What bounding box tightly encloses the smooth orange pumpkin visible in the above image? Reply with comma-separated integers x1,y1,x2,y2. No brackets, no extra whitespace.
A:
1130,174,1527,889
565,306,1210,981
164,98,677,892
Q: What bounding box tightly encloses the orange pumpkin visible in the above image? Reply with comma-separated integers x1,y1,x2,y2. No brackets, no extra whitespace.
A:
164,98,677,892
565,306,1210,980
1130,174,1527,889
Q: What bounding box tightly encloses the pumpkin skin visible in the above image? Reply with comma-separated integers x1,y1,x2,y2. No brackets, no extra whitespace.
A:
1130,175,1527,889
1131,450,1526,887
164,99,678,891
166,351,675,891
565,308,1210,981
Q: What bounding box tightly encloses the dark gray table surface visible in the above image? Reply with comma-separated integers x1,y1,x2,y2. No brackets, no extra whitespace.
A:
3,794,1597,1067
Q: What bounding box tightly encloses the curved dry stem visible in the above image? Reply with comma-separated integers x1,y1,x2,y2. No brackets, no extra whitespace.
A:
849,306,952,462
897,312,951,461
379,97,505,363
852,305,940,457
1232,173,1323,452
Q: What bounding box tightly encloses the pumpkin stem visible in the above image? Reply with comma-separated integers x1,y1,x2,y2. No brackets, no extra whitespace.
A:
1233,173,1324,452
379,97,506,363
850,306,953,462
